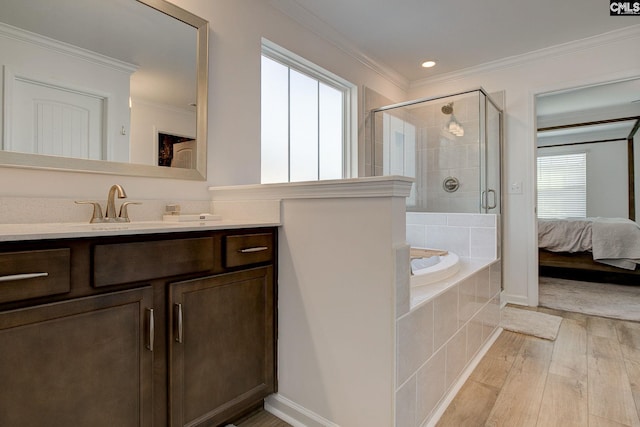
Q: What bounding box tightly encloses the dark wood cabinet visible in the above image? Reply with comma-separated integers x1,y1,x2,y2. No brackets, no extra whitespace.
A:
0,287,154,427
169,267,275,426
0,227,277,427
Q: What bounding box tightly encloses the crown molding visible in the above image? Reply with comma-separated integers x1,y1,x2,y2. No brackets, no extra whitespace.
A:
269,0,409,91
0,22,138,74
410,24,640,89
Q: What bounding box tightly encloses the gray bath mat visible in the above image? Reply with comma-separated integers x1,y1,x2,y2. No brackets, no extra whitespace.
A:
500,306,562,340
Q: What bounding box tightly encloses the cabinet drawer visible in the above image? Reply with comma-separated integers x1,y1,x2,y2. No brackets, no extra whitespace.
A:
93,237,215,287
225,233,274,268
0,249,71,303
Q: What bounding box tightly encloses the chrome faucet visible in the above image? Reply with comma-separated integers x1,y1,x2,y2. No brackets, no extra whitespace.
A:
75,184,140,223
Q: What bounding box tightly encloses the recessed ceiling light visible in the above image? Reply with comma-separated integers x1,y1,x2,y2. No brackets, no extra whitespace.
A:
421,60,436,68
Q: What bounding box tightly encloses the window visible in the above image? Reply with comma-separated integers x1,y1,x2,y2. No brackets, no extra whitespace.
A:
261,40,356,183
537,152,587,218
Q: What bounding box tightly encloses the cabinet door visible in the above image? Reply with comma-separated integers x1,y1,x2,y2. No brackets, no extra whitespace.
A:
0,287,154,427
169,267,275,427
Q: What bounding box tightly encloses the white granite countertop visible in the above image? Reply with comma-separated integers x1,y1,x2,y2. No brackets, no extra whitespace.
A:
0,219,281,242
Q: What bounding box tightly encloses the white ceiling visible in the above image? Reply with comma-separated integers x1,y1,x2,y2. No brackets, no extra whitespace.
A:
275,0,639,84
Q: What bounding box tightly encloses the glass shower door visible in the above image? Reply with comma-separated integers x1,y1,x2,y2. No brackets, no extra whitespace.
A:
483,96,502,213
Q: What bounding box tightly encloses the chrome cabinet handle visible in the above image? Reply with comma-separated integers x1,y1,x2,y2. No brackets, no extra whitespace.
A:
175,303,183,343
239,246,269,253
0,272,48,282
146,308,154,351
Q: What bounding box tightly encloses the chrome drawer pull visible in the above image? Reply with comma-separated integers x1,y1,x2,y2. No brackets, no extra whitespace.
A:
238,246,268,253
146,308,155,352
0,272,49,282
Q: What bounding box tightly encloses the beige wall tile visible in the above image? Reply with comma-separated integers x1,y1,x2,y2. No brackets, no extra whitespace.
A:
446,327,468,389
397,302,434,384
395,375,417,427
417,347,446,425
434,286,459,349
467,317,484,361
458,275,479,326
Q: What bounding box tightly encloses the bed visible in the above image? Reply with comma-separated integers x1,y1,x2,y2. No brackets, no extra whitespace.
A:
538,217,640,284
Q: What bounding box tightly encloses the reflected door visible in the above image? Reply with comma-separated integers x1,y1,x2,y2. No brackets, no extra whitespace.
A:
171,140,196,169
8,76,105,159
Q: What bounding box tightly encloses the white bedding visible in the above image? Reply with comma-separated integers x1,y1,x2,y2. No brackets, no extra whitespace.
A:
538,217,640,270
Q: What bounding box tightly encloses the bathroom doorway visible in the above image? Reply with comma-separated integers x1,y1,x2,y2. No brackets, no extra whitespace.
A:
534,77,640,319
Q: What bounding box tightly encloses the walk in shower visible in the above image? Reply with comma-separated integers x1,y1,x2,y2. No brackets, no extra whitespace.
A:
371,88,503,213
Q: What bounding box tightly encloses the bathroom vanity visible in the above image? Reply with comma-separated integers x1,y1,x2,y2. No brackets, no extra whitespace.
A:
0,225,277,427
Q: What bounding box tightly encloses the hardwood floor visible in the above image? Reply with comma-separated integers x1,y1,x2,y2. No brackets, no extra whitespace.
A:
438,307,640,427
235,409,292,427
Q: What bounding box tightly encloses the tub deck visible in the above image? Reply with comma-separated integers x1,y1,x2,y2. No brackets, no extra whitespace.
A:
410,257,498,309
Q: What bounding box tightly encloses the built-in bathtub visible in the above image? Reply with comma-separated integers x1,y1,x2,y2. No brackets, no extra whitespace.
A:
410,257,496,308
410,250,460,286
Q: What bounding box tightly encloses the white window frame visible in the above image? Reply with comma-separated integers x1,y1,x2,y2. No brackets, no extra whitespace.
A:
261,38,357,182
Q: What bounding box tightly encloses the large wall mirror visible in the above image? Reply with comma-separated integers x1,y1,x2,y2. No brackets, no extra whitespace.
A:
0,0,208,180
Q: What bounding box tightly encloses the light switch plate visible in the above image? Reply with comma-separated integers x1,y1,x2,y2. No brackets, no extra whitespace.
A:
509,182,523,194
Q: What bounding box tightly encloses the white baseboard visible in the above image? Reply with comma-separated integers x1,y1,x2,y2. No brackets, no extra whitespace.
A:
422,327,503,427
264,394,340,427
502,292,529,306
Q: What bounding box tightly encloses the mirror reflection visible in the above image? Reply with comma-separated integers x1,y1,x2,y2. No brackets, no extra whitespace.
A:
0,0,208,179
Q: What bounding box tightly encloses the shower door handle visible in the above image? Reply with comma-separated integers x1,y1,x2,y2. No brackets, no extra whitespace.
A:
487,189,497,210
481,190,497,210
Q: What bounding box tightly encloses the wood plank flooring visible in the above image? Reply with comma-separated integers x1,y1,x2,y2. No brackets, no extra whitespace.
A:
235,409,291,427
438,307,640,427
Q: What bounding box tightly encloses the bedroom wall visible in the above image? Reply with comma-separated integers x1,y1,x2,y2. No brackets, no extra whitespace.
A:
537,141,629,219
407,25,640,306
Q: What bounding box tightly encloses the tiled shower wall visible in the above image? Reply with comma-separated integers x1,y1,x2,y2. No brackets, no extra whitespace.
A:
413,94,481,213
372,93,482,213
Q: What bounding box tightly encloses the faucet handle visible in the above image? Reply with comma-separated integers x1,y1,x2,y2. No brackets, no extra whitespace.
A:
118,202,141,222
75,201,104,223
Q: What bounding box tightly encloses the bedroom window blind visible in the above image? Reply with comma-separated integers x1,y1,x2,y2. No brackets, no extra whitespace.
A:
537,152,586,219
